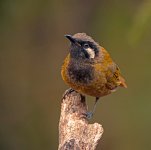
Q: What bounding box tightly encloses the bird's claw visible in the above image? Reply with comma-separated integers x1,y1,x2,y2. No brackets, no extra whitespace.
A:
85,111,93,120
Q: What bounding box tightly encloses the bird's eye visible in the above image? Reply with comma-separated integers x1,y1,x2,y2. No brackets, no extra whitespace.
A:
83,43,89,48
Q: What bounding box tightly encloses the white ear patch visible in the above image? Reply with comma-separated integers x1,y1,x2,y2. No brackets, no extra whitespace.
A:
85,48,95,58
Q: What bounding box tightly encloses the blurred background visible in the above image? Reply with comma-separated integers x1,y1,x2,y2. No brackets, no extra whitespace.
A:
1,0,151,149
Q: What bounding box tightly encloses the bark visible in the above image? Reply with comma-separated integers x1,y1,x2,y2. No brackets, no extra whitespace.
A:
58,90,103,150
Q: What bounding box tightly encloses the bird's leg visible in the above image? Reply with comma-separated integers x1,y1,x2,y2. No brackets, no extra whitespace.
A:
92,97,100,114
62,88,75,99
86,97,100,119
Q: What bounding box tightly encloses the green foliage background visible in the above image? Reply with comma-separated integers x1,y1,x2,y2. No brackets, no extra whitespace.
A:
1,0,151,149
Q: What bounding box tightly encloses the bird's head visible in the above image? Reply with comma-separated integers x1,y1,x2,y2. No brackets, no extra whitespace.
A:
65,33,100,60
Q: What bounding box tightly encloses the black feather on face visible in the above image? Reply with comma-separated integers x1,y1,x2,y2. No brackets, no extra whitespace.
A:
78,40,99,56
65,33,99,60
70,42,90,59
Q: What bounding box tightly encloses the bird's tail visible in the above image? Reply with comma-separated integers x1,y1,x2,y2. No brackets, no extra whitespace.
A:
119,76,127,88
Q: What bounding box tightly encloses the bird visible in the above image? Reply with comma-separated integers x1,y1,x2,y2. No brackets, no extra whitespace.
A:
61,33,127,119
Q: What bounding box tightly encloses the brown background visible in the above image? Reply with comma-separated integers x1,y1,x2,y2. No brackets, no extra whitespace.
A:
1,0,151,149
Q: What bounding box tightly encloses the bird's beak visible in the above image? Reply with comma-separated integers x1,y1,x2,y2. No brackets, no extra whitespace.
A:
64,35,77,44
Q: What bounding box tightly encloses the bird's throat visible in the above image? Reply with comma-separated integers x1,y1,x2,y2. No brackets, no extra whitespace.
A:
67,59,94,84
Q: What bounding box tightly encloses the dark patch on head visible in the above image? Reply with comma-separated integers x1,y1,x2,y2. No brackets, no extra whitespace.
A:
68,60,94,84
69,33,99,59
78,40,99,57
70,43,90,59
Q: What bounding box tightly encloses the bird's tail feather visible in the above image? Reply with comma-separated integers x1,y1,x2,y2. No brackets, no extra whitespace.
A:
119,76,127,88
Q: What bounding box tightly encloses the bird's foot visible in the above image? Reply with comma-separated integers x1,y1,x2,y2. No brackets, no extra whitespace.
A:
85,111,93,120
62,88,75,99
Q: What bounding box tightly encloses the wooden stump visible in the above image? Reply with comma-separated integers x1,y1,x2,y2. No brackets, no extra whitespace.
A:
58,90,103,150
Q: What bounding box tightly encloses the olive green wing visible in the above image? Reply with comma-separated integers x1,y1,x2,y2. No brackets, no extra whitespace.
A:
105,63,127,91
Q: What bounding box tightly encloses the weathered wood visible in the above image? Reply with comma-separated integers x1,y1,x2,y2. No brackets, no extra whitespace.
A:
58,90,103,150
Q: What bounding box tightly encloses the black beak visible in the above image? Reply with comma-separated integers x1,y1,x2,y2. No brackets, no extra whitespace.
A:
64,35,77,44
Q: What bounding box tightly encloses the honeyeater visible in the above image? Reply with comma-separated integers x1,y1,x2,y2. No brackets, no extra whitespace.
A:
61,33,127,118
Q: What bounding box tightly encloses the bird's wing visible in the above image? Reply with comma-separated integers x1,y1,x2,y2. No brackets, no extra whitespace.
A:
95,46,127,90
106,63,127,90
